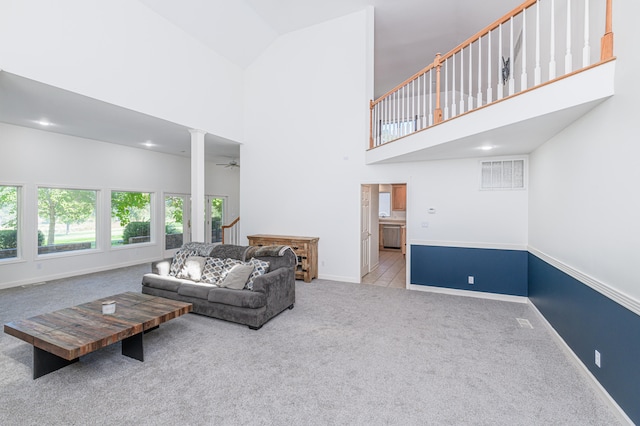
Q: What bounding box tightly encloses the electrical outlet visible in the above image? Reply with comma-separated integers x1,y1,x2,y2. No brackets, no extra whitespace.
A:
468,276,474,285
595,350,601,368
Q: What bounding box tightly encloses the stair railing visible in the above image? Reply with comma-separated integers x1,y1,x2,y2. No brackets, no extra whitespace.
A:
370,0,614,149
221,217,240,245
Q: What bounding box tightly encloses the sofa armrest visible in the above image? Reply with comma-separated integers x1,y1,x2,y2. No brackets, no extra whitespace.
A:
152,258,173,276
251,267,295,311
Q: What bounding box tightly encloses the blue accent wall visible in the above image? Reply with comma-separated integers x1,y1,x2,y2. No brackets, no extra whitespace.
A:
528,253,640,424
410,245,528,296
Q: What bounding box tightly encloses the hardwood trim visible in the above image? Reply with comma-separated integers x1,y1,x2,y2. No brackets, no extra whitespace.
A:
600,0,614,61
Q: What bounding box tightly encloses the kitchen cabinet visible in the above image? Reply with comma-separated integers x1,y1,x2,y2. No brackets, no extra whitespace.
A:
392,184,406,211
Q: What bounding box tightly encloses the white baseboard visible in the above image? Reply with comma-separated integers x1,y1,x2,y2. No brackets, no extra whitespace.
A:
0,258,155,290
529,301,633,425
408,283,528,304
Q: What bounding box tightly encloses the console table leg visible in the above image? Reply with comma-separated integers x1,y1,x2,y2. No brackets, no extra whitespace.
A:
121,332,144,362
33,347,77,379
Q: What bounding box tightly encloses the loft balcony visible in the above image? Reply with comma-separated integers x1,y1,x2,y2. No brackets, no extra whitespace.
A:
366,0,615,164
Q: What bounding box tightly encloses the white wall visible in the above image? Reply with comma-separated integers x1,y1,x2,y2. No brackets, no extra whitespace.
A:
0,123,239,288
0,0,244,142
242,9,528,283
529,1,640,303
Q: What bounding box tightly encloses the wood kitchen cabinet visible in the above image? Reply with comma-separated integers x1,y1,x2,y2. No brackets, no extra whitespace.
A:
392,184,406,211
247,234,319,283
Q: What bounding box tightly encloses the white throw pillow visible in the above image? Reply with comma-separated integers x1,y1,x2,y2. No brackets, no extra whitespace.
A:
178,256,206,281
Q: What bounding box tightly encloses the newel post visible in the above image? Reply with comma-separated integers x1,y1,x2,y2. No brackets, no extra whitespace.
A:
601,0,614,60
433,53,443,124
369,100,374,149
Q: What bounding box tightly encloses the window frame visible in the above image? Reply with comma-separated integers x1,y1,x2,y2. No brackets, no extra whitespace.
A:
35,184,100,258
0,183,23,263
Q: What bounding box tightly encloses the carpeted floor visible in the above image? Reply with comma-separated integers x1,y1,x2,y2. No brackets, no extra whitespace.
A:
0,264,625,425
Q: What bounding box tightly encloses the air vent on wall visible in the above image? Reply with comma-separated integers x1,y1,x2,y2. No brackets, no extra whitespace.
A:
480,159,525,190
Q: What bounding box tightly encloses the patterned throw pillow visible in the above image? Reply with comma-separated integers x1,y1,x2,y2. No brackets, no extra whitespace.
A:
169,249,197,276
177,256,206,281
245,257,270,290
201,257,228,284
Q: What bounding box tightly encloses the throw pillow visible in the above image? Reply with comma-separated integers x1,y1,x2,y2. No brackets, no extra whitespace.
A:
246,257,270,290
201,257,228,285
178,256,206,281
169,249,197,276
219,264,254,290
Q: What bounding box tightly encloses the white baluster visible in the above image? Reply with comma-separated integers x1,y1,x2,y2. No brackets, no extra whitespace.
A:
487,30,493,104
583,0,590,67
428,70,433,126
497,24,504,100
452,53,457,117
412,82,415,129
565,0,572,74
509,17,515,96
460,47,466,113
444,60,449,120
535,0,541,85
549,0,556,79
477,36,483,107
521,8,528,91
422,73,427,128
468,43,474,111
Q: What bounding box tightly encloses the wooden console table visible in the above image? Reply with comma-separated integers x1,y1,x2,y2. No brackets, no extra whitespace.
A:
247,234,319,283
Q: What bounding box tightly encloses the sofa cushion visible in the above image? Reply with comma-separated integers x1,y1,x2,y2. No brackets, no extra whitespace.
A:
177,256,206,281
219,264,254,289
207,287,267,309
177,282,218,299
201,257,227,284
169,249,197,276
142,273,191,292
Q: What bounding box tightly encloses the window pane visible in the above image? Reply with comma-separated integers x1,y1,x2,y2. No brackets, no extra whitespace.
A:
37,188,97,255
379,193,391,217
0,185,19,259
210,198,224,243
111,191,152,246
165,196,184,250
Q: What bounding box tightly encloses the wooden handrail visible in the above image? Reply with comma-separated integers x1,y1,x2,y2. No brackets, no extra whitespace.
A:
369,0,615,148
221,217,240,244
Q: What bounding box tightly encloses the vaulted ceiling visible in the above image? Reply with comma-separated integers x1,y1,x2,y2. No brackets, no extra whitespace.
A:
0,0,522,159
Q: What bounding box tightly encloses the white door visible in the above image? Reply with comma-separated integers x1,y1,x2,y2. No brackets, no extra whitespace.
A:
205,195,227,244
360,185,371,277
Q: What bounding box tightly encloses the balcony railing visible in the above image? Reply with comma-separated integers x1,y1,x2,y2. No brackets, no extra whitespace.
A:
369,0,614,149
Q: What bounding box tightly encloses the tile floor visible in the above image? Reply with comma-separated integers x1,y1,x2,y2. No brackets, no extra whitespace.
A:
361,249,406,288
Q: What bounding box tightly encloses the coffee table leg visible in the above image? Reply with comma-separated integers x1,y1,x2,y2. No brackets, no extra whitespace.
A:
33,347,78,379
122,332,144,362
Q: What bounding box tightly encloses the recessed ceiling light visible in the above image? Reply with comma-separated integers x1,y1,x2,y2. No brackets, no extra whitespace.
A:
479,146,494,151
36,120,52,126
142,141,155,148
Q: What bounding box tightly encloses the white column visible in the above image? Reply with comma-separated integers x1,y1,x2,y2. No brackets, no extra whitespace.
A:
189,129,206,243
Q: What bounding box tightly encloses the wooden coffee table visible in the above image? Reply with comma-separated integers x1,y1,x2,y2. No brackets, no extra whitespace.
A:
3,292,192,379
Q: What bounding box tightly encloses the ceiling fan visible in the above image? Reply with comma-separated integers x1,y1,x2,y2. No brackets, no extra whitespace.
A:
216,158,240,168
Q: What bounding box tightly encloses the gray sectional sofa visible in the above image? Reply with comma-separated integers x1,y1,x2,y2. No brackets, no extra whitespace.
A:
141,243,296,329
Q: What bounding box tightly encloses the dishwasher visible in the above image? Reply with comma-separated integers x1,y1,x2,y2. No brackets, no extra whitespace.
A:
382,225,402,249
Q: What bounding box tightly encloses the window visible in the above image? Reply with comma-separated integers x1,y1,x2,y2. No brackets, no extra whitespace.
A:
111,191,152,246
481,159,525,190
379,192,391,217
165,195,188,250
37,187,97,255
0,185,19,260
208,196,225,243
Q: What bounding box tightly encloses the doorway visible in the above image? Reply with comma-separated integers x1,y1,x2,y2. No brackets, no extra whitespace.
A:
360,183,407,288
164,193,191,258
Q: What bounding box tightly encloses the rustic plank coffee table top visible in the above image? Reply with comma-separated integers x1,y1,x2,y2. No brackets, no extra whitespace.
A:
4,292,192,361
